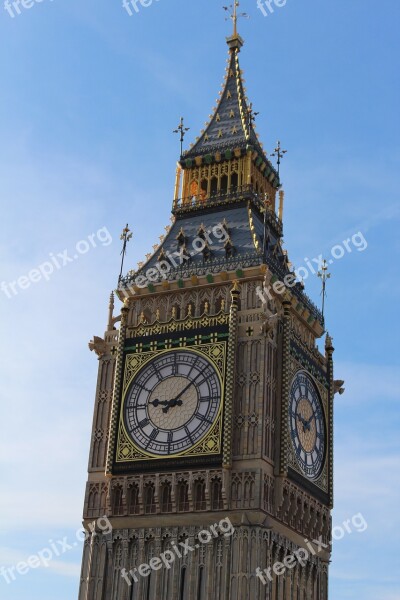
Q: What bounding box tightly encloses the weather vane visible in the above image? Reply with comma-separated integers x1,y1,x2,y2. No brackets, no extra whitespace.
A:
223,1,249,37
173,117,190,156
317,259,331,319
119,224,133,283
271,140,287,176
247,102,259,129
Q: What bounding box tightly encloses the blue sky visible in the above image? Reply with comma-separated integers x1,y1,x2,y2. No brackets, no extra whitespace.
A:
0,1,399,598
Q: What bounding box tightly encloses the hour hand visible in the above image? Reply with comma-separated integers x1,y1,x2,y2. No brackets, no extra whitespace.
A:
296,412,306,426
305,414,315,428
149,399,169,408
162,398,183,413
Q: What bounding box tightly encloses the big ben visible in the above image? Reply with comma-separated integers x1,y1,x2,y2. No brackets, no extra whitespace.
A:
79,6,335,599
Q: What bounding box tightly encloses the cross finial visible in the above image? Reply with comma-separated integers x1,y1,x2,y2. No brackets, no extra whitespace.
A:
271,140,287,176
118,224,133,284
223,1,248,38
317,259,331,319
173,116,190,157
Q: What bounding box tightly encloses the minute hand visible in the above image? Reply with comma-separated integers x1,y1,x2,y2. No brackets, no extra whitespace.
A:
172,370,205,402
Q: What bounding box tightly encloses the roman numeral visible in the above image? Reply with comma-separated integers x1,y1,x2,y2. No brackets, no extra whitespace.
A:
150,364,162,381
145,428,159,449
187,357,200,379
135,383,152,393
195,413,213,425
199,395,218,403
184,426,194,444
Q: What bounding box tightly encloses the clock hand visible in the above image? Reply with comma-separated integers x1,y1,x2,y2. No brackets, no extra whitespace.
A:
296,412,307,426
149,399,169,408
171,370,204,404
304,414,315,430
155,370,205,414
162,398,183,414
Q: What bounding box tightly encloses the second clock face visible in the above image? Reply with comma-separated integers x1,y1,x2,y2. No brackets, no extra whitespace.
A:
124,349,222,457
289,371,326,480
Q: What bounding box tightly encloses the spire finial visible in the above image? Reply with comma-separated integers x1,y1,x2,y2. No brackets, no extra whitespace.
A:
271,140,287,177
118,224,133,284
317,259,331,319
223,1,248,41
173,117,190,157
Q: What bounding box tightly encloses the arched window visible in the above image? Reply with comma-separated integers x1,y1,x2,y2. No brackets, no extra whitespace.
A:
211,478,223,510
177,480,189,512
179,566,187,600
129,540,139,599
200,179,208,201
128,484,139,515
172,303,181,320
160,482,172,513
220,174,228,194
145,541,156,600
88,488,98,518
194,479,206,511
231,172,238,190
197,566,205,600
161,539,173,597
112,485,124,516
210,177,218,196
144,483,156,514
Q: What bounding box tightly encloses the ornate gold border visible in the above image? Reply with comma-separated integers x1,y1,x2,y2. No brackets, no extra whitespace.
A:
126,311,229,339
115,342,226,463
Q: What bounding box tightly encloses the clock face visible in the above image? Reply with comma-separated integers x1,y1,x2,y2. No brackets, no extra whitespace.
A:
124,349,222,457
289,371,325,480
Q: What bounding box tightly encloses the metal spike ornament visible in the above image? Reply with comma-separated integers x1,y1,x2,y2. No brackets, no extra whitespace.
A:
173,117,190,156
271,140,287,176
118,224,133,284
223,1,249,37
317,259,331,319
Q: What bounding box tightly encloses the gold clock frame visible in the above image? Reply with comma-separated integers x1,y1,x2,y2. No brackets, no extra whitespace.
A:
115,342,227,463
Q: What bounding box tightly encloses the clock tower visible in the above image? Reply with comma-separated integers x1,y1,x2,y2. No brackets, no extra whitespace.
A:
79,24,335,600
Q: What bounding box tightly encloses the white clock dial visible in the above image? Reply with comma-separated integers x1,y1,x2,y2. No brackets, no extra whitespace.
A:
124,350,222,456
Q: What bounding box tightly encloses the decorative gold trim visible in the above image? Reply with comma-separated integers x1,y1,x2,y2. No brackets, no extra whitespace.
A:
126,310,229,339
